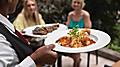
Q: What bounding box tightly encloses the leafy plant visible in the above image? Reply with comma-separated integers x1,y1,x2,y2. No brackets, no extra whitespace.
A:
84,0,120,52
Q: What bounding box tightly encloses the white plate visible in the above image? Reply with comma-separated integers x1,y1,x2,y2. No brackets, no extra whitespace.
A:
44,29,111,53
23,24,68,38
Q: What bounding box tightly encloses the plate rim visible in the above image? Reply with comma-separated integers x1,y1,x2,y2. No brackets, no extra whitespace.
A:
23,24,68,38
44,29,111,53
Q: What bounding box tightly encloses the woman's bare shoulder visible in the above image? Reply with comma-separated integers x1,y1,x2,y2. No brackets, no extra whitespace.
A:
81,10,90,17
68,11,74,16
17,13,24,18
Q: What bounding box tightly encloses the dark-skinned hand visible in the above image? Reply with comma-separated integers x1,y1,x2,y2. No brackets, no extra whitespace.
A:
30,44,58,65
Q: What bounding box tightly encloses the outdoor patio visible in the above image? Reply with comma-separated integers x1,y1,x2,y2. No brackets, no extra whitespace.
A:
54,53,115,67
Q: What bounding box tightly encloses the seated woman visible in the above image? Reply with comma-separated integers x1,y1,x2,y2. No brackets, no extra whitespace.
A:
13,0,46,53
13,0,45,32
64,0,92,67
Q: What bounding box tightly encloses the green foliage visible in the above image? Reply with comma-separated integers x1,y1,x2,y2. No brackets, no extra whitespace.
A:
84,0,120,52
107,23,120,52
107,43,120,52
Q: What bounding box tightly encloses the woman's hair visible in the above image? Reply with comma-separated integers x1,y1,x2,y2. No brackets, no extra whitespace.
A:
80,0,85,8
23,0,41,25
72,0,86,9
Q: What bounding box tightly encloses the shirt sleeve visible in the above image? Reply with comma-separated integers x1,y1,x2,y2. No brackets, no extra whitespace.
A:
0,34,36,67
39,14,45,25
13,13,25,32
17,56,36,67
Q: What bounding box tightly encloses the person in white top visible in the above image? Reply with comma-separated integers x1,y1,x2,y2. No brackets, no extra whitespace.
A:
0,0,58,67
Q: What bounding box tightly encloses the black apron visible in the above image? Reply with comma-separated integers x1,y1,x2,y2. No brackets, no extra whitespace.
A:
0,23,33,62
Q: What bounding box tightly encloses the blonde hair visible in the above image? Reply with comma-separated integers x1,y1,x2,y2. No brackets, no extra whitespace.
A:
23,0,41,25
72,0,86,9
81,0,85,8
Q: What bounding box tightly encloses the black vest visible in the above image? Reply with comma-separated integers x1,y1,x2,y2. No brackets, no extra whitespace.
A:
0,23,33,62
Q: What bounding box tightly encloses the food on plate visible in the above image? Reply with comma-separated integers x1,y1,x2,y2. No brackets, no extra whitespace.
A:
56,28,96,48
33,27,48,35
33,24,59,35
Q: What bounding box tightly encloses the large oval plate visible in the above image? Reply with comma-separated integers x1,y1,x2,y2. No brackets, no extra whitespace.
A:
23,24,68,38
44,29,111,53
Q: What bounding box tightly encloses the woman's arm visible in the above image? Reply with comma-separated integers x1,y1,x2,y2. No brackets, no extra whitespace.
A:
83,10,92,28
39,14,45,25
13,14,25,32
65,12,73,26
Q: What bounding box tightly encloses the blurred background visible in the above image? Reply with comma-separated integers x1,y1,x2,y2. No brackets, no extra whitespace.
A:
8,0,120,52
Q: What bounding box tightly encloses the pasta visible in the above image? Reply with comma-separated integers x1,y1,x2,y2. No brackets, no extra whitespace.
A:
56,28,96,48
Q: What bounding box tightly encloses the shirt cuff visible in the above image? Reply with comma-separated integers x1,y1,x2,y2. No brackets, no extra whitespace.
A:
19,56,36,67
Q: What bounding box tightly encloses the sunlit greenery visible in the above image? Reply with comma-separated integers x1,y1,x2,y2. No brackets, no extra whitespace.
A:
84,0,120,52
107,23,120,52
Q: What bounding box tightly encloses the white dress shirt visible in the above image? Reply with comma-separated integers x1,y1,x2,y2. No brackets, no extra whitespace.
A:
0,14,36,67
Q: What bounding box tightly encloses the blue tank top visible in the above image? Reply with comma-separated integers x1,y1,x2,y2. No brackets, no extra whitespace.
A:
69,17,84,29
